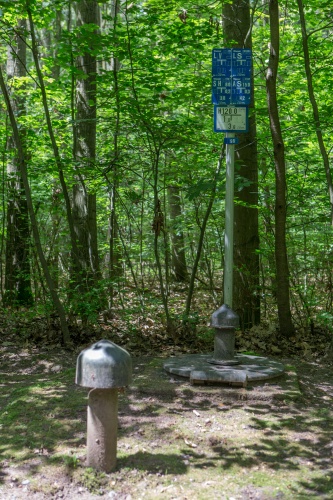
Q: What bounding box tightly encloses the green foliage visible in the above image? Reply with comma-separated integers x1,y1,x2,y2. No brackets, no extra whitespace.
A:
0,0,333,337
68,279,109,323
77,468,108,494
63,453,79,469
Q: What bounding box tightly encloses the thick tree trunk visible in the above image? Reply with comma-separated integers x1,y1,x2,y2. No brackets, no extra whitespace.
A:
222,0,260,328
266,0,294,338
72,0,100,292
167,185,188,282
4,20,33,307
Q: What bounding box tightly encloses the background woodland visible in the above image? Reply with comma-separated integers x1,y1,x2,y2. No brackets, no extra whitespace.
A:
0,0,333,353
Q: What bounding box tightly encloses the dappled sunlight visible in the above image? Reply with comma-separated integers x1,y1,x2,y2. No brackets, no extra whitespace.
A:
1,349,333,498
0,380,86,463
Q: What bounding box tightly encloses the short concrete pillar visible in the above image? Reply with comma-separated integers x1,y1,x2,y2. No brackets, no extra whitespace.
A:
76,339,132,473
87,388,118,472
210,304,240,365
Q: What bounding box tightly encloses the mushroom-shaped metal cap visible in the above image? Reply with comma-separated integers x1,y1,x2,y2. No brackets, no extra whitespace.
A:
210,304,240,329
75,339,132,389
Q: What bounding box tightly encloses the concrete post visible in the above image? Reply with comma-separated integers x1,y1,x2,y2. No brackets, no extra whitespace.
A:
87,388,118,472
75,339,132,473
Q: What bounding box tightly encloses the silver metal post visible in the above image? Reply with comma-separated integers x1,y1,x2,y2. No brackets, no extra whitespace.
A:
224,132,235,307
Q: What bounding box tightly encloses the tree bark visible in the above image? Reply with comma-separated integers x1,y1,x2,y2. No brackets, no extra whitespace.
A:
72,0,100,293
167,185,188,282
4,19,33,307
106,0,122,303
266,0,294,338
222,0,260,328
0,66,71,346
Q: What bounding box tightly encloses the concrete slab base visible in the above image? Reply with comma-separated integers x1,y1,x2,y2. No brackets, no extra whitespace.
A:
163,353,285,387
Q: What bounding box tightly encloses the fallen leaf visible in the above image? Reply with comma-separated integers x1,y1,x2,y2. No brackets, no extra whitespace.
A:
184,438,197,448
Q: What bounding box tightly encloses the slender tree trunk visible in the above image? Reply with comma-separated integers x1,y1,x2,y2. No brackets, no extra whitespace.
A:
260,155,276,313
27,6,81,283
49,185,61,289
106,0,122,304
4,20,33,307
222,0,260,328
185,146,224,317
40,11,62,289
0,67,71,345
108,185,121,279
167,185,188,282
152,151,174,335
27,4,97,326
266,0,294,338
72,0,100,293
296,0,333,225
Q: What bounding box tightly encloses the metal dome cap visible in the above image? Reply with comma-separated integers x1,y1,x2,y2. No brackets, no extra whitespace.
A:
210,304,240,330
75,339,132,389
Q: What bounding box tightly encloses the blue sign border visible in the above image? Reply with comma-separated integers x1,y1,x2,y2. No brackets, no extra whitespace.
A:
212,48,252,106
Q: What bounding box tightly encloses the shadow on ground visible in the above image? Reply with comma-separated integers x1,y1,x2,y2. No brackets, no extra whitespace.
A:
0,349,333,498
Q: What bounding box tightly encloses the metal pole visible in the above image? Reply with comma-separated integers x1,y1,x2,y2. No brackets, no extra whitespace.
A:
224,132,235,307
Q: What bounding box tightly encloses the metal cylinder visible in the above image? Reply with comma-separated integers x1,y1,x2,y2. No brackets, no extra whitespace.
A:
87,388,118,472
209,327,239,366
224,134,235,308
213,328,235,361
213,328,235,360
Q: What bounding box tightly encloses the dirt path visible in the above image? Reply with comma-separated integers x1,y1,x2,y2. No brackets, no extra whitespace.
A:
0,344,333,499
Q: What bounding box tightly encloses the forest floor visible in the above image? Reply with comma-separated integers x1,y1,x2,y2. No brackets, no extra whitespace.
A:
0,307,333,499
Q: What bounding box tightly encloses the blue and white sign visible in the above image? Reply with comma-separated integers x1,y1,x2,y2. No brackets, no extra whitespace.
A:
212,48,252,106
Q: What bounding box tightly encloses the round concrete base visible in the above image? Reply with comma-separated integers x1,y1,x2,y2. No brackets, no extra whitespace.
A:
208,357,241,366
163,353,285,387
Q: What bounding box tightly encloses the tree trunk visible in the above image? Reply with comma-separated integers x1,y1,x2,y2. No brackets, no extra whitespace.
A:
40,11,62,288
185,146,224,317
167,185,188,282
4,19,33,307
152,151,174,336
72,0,100,293
27,6,83,289
222,0,260,328
266,0,294,338
107,184,122,296
0,67,71,346
106,0,122,303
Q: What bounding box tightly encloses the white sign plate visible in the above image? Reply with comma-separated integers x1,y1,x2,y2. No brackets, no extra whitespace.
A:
214,106,248,133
